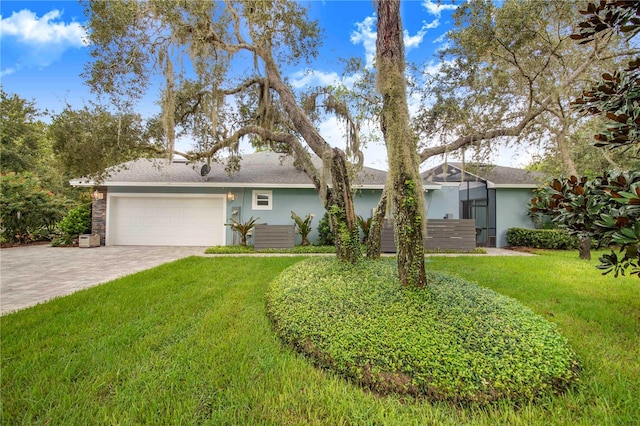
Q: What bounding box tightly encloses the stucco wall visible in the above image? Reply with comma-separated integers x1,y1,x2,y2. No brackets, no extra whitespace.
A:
495,188,536,247
108,186,383,245
425,184,460,219
231,188,383,245
104,185,473,246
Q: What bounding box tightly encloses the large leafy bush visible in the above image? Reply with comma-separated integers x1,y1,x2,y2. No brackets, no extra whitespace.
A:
0,172,67,243
267,258,580,404
56,203,92,245
530,172,640,277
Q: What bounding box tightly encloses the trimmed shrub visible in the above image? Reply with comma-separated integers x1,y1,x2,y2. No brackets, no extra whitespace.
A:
204,245,336,254
204,245,255,254
267,258,580,404
507,228,579,250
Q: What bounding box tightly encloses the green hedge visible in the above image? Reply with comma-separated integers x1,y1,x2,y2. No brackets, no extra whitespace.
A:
507,228,579,250
204,245,336,254
267,258,580,404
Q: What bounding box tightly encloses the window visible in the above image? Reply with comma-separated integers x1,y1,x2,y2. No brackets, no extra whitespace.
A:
252,190,272,210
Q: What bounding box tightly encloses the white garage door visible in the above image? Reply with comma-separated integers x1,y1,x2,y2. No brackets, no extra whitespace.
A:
108,195,225,246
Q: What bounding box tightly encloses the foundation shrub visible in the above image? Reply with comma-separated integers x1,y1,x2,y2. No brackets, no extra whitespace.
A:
267,258,580,404
507,228,579,250
56,203,91,244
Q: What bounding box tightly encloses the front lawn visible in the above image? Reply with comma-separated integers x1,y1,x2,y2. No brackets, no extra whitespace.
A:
1,253,639,424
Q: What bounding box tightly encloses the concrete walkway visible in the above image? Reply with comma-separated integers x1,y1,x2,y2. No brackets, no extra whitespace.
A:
0,245,206,315
1,245,532,315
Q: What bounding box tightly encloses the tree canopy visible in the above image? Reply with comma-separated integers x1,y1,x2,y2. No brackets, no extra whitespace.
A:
416,0,638,176
0,89,47,174
48,104,163,179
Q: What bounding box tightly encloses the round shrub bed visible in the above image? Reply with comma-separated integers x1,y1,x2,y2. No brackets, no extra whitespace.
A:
266,258,580,404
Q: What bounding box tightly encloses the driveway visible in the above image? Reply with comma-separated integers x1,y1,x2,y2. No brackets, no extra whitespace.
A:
1,245,532,316
0,245,206,315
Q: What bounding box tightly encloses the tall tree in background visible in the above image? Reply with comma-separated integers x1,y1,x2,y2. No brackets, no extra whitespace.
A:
376,0,426,287
0,89,72,196
0,89,46,174
48,104,162,179
415,0,639,176
85,0,362,262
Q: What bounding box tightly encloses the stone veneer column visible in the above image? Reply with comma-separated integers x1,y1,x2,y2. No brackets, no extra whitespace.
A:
91,186,108,245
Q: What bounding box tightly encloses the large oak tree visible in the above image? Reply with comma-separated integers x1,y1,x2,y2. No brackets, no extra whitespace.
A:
84,0,363,262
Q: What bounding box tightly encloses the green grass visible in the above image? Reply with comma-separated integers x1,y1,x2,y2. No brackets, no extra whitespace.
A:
1,252,639,424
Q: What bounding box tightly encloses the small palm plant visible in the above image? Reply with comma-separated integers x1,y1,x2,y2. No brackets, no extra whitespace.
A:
357,215,372,244
226,216,259,246
291,211,315,246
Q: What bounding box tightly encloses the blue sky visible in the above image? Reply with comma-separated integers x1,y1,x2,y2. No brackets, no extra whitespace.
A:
1,0,530,169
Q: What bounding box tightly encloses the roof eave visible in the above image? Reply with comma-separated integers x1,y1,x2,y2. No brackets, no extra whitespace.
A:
70,180,385,190
487,183,539,189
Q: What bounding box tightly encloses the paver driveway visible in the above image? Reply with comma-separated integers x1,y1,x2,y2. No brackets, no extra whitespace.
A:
0,245,206,315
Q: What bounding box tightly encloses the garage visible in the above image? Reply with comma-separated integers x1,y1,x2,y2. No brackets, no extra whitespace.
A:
107,194,225,246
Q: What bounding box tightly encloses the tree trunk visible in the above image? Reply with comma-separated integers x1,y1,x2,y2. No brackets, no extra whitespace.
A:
556,121,578,176
366,190,387,259
579,235,591,260
326,148,361,263
264,54,361,263
376,0,427,287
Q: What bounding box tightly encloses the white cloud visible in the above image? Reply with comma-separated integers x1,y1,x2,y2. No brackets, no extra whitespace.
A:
350,16,377,68
432,33,447,44
403,19,440,51
0,65,20,78
0,9,88,74
422,0,458,17
1,9,87,46
351,14,443,66
290,70,337,89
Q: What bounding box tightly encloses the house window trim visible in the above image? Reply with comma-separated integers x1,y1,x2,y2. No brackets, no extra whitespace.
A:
252,190,273,210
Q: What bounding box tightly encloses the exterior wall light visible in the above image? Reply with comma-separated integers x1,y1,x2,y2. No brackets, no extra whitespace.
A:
227,192,235,201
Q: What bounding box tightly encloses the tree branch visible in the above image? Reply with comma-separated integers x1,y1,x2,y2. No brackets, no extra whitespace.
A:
176,124,323,191
419,106,546,161
418,35,621,164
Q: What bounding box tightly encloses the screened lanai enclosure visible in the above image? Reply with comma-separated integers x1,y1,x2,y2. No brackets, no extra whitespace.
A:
422,163,545,248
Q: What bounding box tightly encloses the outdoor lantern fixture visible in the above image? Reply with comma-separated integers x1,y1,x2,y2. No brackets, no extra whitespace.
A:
92,190,104,200
227,192,235,201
